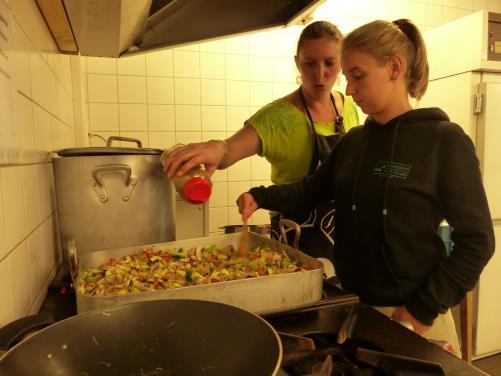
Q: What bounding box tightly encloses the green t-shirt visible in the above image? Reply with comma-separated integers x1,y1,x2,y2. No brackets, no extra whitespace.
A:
247,95,359,185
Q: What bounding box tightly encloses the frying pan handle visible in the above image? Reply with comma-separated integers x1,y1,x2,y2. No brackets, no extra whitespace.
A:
278,218,301,249
0,312,55,351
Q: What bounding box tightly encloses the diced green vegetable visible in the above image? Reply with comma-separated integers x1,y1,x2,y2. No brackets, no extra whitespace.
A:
79,243,308,296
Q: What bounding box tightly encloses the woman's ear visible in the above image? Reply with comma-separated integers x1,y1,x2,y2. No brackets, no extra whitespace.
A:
389,55,406,81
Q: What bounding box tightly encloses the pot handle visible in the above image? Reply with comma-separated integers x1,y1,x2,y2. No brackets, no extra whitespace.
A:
106,136,143,148
92,164,132,186
92,164,138,202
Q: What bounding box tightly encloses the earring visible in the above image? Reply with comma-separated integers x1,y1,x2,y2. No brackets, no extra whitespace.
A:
296,74,302,84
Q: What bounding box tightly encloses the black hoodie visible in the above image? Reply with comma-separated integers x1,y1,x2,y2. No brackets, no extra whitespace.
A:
250,107,495,325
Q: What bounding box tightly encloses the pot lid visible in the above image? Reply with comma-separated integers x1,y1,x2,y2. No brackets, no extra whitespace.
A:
53,136,164,157
54,147,163,157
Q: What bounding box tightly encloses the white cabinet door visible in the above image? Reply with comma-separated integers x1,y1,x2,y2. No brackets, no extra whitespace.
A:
478,82,501,220
475,82,501,357
475,224,501,357
175,198,208,240
420,72,480,143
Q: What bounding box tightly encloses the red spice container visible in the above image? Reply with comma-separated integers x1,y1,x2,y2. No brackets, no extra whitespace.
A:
160,146,212,204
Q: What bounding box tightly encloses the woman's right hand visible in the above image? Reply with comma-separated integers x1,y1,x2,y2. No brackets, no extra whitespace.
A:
392,306,431,335
163,141,226,177
164,124,261,178
237,192,259,220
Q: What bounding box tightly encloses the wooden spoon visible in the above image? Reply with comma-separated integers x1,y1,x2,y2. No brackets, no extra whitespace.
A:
239,218,249,257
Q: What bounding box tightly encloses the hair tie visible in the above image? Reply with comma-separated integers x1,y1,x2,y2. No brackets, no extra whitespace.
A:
392,20,410,39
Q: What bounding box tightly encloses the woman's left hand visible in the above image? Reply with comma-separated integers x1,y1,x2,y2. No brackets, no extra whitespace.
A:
391,306,432,335
237,192,259,220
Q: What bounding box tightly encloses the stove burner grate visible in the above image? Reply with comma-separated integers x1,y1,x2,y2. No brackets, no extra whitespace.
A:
281,332,385,376
279,332,445,376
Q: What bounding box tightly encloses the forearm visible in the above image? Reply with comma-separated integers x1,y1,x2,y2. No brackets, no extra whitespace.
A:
408,210,494,321
407,129,495,324
250,180,317,214
407,230,493,325
250,150,336,214
217,123,261,169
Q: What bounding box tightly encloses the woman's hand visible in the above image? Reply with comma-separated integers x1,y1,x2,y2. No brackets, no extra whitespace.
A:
163,142,226,177
392,306,432,335
163,124,262,178
237,192,259,220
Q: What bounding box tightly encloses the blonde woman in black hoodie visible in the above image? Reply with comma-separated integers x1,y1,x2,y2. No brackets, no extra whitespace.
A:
238,19,495,353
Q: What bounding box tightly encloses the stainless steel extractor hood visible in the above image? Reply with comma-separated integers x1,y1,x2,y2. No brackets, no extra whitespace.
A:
61,0,324,58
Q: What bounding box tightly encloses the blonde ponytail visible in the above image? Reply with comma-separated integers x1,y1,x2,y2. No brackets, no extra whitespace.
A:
342,19,429,99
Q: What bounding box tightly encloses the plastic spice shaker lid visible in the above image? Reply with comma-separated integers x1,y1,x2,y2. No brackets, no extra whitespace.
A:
183,176,212,204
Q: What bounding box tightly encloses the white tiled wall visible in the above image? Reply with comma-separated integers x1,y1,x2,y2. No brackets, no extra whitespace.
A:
81,34,299,232
81,0,496,235
0,0,498,328
0,0,74,327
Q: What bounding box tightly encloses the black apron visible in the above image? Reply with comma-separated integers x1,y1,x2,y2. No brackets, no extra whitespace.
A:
270,88,345,260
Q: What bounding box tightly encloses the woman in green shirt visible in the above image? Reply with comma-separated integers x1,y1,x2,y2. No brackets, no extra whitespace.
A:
164,21,359,260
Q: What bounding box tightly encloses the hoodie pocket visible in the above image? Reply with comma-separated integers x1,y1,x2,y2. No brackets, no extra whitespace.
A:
336,219,400,290
379,240,400,285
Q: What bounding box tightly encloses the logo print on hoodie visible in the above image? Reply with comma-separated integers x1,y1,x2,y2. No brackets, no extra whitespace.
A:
373,161,411,179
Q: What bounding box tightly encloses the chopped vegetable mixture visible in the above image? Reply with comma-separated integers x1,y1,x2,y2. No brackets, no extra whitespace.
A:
78,245,310,296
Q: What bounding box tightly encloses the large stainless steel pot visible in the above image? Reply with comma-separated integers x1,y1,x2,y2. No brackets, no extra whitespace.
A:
51,136,175,270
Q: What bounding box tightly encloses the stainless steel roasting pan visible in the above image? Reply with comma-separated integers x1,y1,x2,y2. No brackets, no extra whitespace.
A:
70,232,324,314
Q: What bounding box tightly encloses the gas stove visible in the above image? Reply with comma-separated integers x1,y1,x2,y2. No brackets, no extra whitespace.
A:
39,269,485,375
276,331,449,375
262,279,485,376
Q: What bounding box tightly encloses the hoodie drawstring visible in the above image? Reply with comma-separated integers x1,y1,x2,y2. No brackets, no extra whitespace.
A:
382,121,400,237
351,120,401,240
351,125,370,212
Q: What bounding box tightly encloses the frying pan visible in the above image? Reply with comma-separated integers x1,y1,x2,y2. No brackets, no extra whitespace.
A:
0,299,282,376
